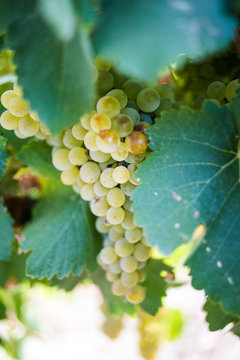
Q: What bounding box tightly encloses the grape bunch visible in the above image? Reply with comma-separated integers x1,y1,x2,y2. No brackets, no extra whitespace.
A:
207,78,240,103
0,65,178,304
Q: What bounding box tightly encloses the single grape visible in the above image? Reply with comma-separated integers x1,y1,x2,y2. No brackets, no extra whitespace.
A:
29,110,39,121
100,168,118,188
0,110,19,130
84,130,99,151
93,180,109,197
111,142,129,161
89,150,111,163
68,147,88,166
99,247,118,265
61,167,79,185
120,181,137,197
96,129,120,153
90,113,111,133
107,187,125,207
120,255,138,273
106,271,119,282
8,97,29,117
81,112,94,130
80,183,96,201
134,122,151,133
96,96,120,118
63,129,83,149
95,217,110,234
80,161,100,183
97,71,114,93
52,148,73,171
122,79,143,100
207,81,225,101
106,207,125,225
136,88,160,112
121,210,136,230
108,227,123,242
18,115,40,137
155,83,175,102
225,79,240,102
125,227,142,243
109,260,122,274
90,197,109,216
112,279,127,296
125,131,148,154
134,242,150,262
154,97,172,116
121,107,140,125
1,90,18,109
72,122,88,140
121,271,138,288
126,285,145,304
111,114,134,137
115,239,134,257
112,166,129,184
107,89,128,109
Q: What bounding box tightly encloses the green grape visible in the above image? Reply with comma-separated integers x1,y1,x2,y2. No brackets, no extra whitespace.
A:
127,99,139,111
121,107,140,125
47,133,63,147
14,128,28,139
120,181,137,197
89,150,111,163
106,271,119,282
126,285,145,304
99,247,118,265
96,96,121,118
8,97,29,117
80,183,96,201
137,269,146,282
18,115,40,137
1,90,18,109
61,167,79,185
112,166,130,184
121,271,138,288
108,227,123,242
90,197,109,216
136,88,160,112
112,279,127,296
72,122,88,140
107,89,128,109
93,180,109,197
109,260,122,274
84,130,99,151
52,148,73,171
125,131,148,155
100,168,118,188
90,113,111,133
225,79,240,102
111,114,133,137
95,55,112,72
155,83,175,102
125,227,142,243
111,142,129,161
207,81,226,101
123,197,133,211
96,129,120,153
122,79,143,100
29,110,39,122
121,210,136,230
81,113,94,130
97,71,114,93
134,242,150,262
80,161,100,183
107,187,125,207
68,147,88,166
154,97,172,116
0,110,19,130
63,129,83,149
95,217,110,234
106,206,125,225
120,255,138,273
115,239,134,257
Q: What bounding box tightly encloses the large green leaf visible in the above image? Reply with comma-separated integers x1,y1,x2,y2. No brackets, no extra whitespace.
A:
204,297,237,331
7,13,95,134
141,259,172,315
21,196,101,279
133,100,240,315
0,136,8,178
0,0,36,33
38,0,76,41
93,0,236,79
0,201,14,261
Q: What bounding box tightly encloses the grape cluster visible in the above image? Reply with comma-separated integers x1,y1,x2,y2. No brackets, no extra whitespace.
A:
0,83,50,139
207,78,240,103
0,65,178,304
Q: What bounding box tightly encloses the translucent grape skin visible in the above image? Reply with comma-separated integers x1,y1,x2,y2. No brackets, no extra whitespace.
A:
125,131,148,154
111,114,134,137
96,129,120,153
136,88,160,112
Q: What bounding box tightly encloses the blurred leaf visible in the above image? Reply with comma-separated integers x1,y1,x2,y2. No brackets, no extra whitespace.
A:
0,201,14,261
93,0,236,79
7,13,95,134
38,0,76,41
204,297,237,331
141,259,172,315
0,136,8,178
73,0,98,29
0,0,36,33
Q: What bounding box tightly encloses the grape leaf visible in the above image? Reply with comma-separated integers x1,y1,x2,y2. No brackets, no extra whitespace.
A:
21,196,101,279
141,259,173,315
204,297,237,331
133,100,240,315
0,136,8,178
7,13,95,134
232,321,240,337
93,0,236,79
38,0,76,41
0,0,36,33
0,201,14,261
92,268,136,316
